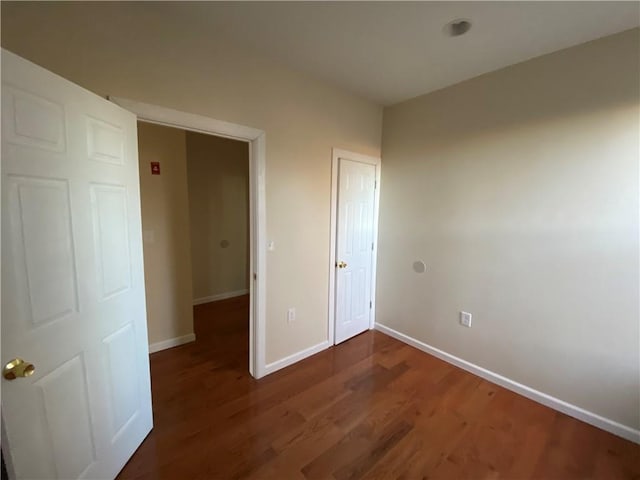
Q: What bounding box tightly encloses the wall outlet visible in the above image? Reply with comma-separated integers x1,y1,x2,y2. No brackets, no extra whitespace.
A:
460,311,472,327
287,307,296,323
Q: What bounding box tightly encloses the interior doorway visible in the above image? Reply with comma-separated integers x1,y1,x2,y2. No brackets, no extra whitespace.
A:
136,122,251,370
111,97,267,378
186,132,251,369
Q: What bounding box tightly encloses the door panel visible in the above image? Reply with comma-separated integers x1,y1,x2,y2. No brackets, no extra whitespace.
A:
103,322,142,447
7,175,78,326
1,50,152,479
36,355,96,479
90,183,131,299
86,117,125,165
335,159,376,344
6,87,67,152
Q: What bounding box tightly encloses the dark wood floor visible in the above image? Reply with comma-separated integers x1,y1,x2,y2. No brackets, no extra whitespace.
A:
118,295,639,479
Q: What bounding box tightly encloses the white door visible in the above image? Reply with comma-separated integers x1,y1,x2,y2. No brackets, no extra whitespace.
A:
334,158,377,344
1,50,152,479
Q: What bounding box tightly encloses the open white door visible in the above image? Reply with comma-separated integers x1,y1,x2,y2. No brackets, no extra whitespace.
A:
334,158,377,344
1,50,152,479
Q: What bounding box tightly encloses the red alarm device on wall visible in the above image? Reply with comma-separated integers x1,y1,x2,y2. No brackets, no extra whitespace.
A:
151,162,160,175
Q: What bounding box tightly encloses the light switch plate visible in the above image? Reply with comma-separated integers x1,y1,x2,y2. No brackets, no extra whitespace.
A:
460,311,472,327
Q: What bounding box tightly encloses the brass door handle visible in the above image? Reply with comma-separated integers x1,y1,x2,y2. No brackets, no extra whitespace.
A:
337,261,348,269
3,358,35,380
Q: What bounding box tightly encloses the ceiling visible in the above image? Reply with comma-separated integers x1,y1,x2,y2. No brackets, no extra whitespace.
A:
165,1,640,105
4,2,640,106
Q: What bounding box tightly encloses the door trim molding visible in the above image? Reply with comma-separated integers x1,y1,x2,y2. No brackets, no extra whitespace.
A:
109,97,268,379
328,148,381,345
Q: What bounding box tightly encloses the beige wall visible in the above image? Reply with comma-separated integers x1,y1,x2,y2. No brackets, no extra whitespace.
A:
0,2,383,363
6,3,634,431
379,29,640,429
186,132,249,301
136,123,194,345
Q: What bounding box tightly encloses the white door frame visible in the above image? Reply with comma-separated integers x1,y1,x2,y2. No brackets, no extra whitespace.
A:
328,148,381,345
109,97,267,379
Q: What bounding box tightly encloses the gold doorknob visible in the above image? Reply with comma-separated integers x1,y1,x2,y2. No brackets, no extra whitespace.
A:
337,261,348,269
3,358,35,380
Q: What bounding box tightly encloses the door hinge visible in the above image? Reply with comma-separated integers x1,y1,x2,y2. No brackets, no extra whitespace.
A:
369,301,372,309
374,180,377,189
253,273,257,281
371,242,374,251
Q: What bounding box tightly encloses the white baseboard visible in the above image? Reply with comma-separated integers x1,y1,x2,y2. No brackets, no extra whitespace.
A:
375,323,640,444
148,333,196,354
263,340,330,376
193,289,249,306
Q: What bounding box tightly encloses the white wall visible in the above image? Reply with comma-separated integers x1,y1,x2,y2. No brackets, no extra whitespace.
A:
379,28,640,430
186,132,249,302
0,2,383,364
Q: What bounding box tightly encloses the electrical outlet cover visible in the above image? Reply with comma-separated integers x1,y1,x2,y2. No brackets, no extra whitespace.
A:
460,311,472,327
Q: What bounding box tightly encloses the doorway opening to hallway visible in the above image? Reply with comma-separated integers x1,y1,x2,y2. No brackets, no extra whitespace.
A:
137,122,251,371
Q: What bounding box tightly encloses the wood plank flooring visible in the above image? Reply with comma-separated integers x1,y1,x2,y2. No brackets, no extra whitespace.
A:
118,295,639,479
